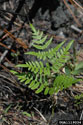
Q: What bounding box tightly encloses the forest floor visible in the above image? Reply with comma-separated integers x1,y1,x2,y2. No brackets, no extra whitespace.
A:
0,0,83,125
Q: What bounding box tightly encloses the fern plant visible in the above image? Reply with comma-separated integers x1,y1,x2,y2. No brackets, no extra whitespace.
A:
11,24,80,95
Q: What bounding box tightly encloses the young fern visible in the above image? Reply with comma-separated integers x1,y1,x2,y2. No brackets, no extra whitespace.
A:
11,24,80,95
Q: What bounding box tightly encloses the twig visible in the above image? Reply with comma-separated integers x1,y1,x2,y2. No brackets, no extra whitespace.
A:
71,25,83,33
80,110,83,120
72,0,83,11
68,0,83,11
0,8,28,18
0,45,12,63
33,107,47,123
0,42,15,53
0,25,28,49
63,0,81,27
4,15,22,27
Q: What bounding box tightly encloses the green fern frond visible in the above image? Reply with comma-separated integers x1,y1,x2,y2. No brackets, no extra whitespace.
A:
53,75,79,92
32,37,53,50
50,40,74,73
30,23,53,49
32,35,47,45
29,23,37,34
16,61,51,76
32,31,43,40
25,41,65,60
11,24,80,96
25,77,33,85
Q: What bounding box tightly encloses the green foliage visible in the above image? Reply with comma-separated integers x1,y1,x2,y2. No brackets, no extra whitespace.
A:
4,104,12,114
11,24,80,95
22,112,32,117
72,62,83,75
74,93,83,100
74,93,83,106
29,23,53,50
